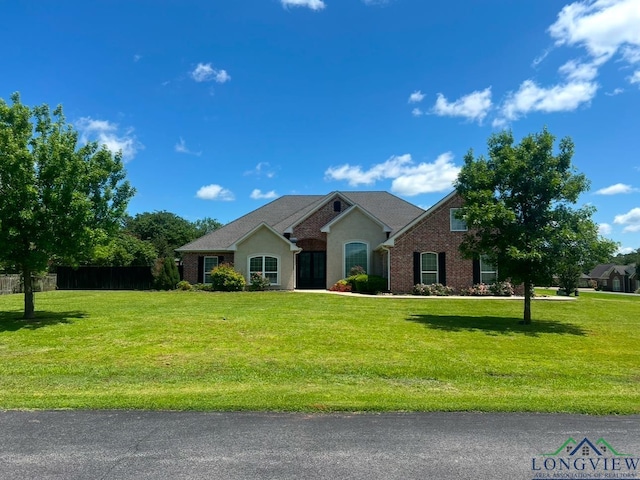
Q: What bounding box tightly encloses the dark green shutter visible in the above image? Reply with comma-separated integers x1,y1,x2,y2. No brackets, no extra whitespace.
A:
197,256,204,283
438,252,446,286
472,258,480,284
413,252,421,285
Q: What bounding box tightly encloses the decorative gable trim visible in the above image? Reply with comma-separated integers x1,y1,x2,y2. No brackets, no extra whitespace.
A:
283,191,350,234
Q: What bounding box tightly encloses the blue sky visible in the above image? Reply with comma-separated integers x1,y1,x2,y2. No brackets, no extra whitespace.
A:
2,0,640,253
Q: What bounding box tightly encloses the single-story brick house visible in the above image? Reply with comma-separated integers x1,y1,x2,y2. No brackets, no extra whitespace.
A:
177,190,495,293
588,263,638,293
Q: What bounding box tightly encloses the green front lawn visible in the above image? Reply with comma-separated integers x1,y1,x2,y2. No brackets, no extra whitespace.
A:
0,290,638,413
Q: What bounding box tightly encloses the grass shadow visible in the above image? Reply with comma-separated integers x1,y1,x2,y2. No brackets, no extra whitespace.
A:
408,314,587,337
0,311,87,332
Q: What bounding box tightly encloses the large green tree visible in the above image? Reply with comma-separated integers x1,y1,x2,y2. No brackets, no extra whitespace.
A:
455,128,610,324
0,93,134,318
92,232,157,267
124,211,221,258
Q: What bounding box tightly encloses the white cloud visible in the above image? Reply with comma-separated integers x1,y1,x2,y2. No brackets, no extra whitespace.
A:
605,87,624,96
595,183,636,195
196,184,235,201
548,0,640,62
617,246,636,254
431,88,492,124
250,189,279,200
598,223,612,235
496,80,598,124
244,162,276,178
325,152,460,196
411,108,424,117
614,207,640,232
408,90,425,103
75,117,141,162
558,59,601,81
191,63,231,83
133,54,142,62
175,137,201,156
281,0,326,10
631,71,640,85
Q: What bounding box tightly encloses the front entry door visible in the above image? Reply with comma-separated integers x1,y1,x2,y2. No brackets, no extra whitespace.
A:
297,251,326,289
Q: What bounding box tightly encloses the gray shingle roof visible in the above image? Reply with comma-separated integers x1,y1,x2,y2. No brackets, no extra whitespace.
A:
176,191,424,252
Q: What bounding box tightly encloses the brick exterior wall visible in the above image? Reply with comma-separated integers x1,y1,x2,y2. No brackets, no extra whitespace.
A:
182,252,235,284
389,194,473,293
292,195,352,247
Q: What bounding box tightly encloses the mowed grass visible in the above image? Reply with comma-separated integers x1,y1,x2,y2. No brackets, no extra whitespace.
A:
0,290,638,413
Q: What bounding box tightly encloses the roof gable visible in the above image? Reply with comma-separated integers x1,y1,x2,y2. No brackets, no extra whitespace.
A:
320,204,391,233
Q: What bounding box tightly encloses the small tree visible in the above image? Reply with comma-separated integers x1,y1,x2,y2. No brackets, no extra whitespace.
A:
153,257,180,290
455,128,606,324
0,93,134,318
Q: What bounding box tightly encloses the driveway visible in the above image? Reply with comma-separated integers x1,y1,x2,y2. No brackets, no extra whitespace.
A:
1,411,638,480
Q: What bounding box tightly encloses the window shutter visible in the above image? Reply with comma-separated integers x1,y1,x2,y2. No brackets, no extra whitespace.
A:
197,256,204,283
413,252,421,285
218,256,224,264
438,252,446,286
472,258,480,284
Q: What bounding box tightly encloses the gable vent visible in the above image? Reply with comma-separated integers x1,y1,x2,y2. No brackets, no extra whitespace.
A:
333,200,341,212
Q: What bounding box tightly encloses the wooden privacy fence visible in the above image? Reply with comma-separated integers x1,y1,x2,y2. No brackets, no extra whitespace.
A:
56,266,155,290
0,274,58,295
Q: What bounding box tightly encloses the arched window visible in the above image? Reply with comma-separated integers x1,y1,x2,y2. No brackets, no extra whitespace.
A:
612,277,621,292
344,242,368,277
249,255,279,285
420,252,438,284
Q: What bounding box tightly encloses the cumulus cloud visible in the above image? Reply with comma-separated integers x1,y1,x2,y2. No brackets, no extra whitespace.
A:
191,63,231,83
614,207,640,232
281,0,325,10
408,90,425,103
431,88,492,124
617,246,636,255
250,189,279,200
325,152,460,196
631,71,640,85
411,108,424,117
196,184,235,201
174,137,201,156
598,223,612,235
494,80,598,126
75,117,142,162
595,183,636,195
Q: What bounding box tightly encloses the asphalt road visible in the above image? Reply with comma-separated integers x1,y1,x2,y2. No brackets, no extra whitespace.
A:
1,411,639,480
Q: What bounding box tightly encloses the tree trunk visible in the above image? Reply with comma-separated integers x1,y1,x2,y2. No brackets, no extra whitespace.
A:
23,267,35,319
522,279,531,325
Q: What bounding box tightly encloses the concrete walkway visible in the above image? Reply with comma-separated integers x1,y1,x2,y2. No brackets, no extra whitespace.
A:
296,289,576,300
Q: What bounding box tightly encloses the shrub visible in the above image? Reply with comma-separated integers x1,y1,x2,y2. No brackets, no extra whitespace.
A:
635,288,640,295
489,281,514,297
348,265,366,276
459,283,491,296
153,257,180,290
176,280,192,291
248,272,271,291
588,279,598,290
210,263,246,292
329,279,352,292
413,283,455,296
349,274,387,294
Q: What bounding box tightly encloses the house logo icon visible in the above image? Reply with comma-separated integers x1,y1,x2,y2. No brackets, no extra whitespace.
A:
532,437,639,479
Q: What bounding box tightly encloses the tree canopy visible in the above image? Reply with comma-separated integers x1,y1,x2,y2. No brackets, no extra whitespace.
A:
0,93,134,318
454,128,614,324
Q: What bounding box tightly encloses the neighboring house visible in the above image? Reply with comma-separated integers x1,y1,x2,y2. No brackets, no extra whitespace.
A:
177,190,490,293
588,263,638,293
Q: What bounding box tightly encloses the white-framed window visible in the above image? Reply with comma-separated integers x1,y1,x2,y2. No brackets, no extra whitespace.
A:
249,255,279,285
480,255,497,284
420,252,438,284
450,208,467,231
344,242,368,277
203,256,219,284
